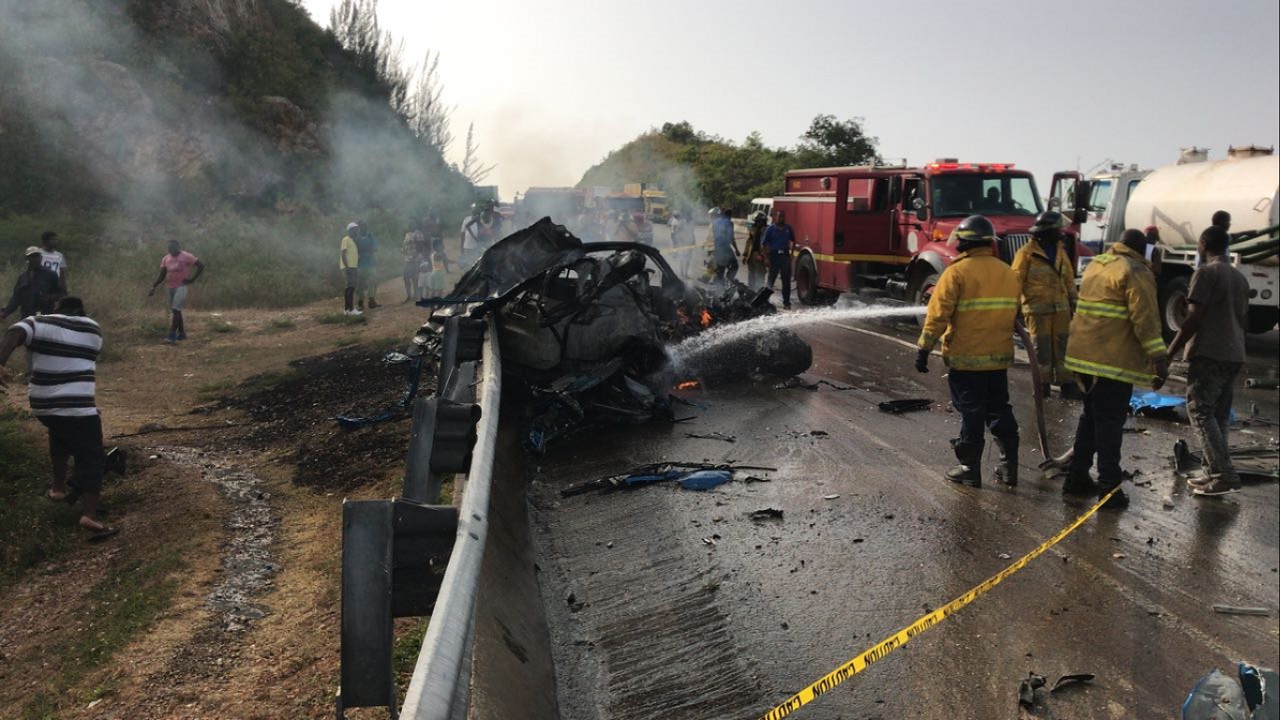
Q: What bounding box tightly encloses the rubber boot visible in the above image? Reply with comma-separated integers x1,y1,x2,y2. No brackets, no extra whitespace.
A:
1041,383,1052,398
1059,382,1084,400
993,435,1019,487
1062,465,1099,496
946,441,983,488
1097,479,1130,510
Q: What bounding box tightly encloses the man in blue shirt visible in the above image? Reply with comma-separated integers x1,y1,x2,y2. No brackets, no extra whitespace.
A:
712,209,739,284
762,211,796,309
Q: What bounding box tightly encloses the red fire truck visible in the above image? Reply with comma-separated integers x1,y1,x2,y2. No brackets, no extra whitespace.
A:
773,161,1090,306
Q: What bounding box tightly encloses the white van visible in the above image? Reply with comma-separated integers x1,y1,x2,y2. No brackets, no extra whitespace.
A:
748,197,774,219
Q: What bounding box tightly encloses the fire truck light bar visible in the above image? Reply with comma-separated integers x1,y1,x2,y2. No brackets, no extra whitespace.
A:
929,163,1016,172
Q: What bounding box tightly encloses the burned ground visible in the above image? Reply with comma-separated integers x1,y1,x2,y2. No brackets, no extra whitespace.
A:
195,343,430,491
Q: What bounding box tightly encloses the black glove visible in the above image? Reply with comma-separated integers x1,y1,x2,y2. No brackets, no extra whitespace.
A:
915,349,930,374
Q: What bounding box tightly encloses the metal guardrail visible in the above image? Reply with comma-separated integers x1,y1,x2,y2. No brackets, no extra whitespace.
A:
399,314,502,719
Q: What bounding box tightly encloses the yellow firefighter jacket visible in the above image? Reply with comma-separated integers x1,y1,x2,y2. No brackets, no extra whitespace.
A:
1012,238,1076,315
1064,243,1167,385
917,246,1020,371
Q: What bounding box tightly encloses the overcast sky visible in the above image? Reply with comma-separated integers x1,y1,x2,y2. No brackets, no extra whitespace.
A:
299,0,1279,200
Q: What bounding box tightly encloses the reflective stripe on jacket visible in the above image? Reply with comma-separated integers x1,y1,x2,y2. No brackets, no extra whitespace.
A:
917,246,1020,371
1012,239,1076,315
1064,243,1167,385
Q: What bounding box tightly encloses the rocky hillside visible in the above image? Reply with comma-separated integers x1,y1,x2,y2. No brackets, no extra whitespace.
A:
0,0,469,217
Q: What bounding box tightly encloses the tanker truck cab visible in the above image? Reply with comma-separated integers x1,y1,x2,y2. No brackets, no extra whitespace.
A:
776,161,1075,308
1049,165,1149,256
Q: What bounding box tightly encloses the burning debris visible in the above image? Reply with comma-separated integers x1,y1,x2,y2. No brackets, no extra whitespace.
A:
412,219,811,451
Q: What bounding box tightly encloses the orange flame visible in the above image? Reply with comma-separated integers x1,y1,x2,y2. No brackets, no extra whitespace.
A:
699,309,713,328
675,380,700,391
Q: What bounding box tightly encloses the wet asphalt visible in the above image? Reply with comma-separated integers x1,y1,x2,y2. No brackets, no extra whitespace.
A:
527,230,1280,720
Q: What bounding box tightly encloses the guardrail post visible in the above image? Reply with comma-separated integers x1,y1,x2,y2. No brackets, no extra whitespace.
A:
338,500,397,718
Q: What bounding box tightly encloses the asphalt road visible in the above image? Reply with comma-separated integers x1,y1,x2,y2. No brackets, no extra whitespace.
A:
527,226,1280,720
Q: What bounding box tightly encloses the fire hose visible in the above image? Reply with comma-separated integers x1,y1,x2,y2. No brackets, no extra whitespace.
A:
1014,319,1073,472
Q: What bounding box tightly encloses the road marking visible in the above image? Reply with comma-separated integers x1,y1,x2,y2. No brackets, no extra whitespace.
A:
758,487,1120,720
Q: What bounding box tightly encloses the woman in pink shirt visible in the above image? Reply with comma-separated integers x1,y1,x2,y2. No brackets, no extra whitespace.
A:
148,240,206,342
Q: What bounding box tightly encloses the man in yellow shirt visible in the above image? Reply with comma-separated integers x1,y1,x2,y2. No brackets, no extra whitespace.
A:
340,222,361,316
916,215,1022,488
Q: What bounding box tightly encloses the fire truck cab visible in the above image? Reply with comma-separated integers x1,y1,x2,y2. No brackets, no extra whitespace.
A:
774,161,1086,306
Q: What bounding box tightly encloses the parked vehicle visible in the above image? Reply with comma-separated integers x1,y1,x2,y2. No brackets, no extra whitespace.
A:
773,161,1092,306
1047,146,1279,335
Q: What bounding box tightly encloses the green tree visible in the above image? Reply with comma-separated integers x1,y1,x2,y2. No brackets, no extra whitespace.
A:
795,114,879,168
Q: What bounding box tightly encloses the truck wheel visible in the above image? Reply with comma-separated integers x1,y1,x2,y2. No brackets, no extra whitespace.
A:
1247,306,1279,334
1159,274,1190,340
796,254,820,305
910,271,940,327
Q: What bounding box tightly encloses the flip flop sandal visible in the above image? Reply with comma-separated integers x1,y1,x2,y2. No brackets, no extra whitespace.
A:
44,488,68,502
84,526,120,543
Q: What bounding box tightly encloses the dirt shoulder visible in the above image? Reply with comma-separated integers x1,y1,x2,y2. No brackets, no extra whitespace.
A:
0,279,434,720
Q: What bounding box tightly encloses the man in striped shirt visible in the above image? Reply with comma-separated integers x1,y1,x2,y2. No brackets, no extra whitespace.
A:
0,296,117,541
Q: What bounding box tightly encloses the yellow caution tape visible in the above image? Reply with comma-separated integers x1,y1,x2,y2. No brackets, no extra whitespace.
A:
759,487,1119,720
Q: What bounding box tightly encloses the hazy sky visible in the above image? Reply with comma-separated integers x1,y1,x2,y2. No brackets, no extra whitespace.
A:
299,0,1279,200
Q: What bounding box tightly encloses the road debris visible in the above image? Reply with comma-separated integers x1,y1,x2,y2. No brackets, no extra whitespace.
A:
823,494,840,500
1212,605,1270,617
877,398,933,414
559,461,777,497
685,431,736,443
1183,663,1280,720
1018,671,1047,708
749,508,785,521
1174,438,1280,482
1050,673,1095,693
678,470,733,491
1245,377,1280,389
775,376,818,391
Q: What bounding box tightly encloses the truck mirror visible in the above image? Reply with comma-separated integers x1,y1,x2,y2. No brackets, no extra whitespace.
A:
1073,208,1088,225
911,197,926,211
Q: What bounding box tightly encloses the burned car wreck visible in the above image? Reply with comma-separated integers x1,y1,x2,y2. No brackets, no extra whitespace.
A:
412,218,813,451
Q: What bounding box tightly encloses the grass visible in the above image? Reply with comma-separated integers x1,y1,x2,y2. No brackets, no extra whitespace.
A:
316,312,368,326
264,317,298,331
333,335,360,348
21,547,185,718
205,316,239,334
393,618,431,692
196,379,237,402
0,408,75,581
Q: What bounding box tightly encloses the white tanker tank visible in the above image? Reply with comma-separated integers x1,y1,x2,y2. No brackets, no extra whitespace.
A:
1124,151,1279,263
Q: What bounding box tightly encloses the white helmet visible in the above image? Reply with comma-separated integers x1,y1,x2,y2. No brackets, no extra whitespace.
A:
708,207,722,217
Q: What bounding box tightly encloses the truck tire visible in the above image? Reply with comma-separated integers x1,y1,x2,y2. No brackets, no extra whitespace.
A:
1159,274,1190,340
796,254,820,305
1247,306,1279,334
910,270,940,327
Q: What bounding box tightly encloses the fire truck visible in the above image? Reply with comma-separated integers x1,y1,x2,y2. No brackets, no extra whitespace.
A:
773,161,1091,307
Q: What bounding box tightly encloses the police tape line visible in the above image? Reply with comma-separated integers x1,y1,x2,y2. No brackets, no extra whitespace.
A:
758,486,1119,720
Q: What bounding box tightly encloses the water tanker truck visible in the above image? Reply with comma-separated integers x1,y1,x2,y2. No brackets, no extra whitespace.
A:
1048,146,1279,336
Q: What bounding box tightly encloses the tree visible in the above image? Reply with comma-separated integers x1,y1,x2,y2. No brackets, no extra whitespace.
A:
795,114,879,168
405,50,453,156
459,122,494,184
328,0,410,111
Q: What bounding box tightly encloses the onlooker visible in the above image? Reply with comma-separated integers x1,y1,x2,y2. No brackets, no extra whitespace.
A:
148,240,204,342
1167,225,1250,497
428,248,448,299
2,247,62,321
762,210,796,308
0,296,117,541
403,223,425,303
712,208,739,284
742,211,769,289
614,211,641,244
669,211,695,277
1211,210,1231,232
340,222,361,315
40,231,68,293
1062,229,1169,510
355,221,379,309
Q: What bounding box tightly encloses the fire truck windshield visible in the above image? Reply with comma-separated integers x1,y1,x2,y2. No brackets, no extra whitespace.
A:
930,174,1042,218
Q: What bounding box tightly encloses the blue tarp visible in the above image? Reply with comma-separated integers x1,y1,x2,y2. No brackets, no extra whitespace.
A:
1130,391,1236,425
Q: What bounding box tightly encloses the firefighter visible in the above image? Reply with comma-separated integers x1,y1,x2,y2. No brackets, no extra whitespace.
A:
741,211,769,289
1012,211,1081,399
1062,228,1169,510
915,215,1021,488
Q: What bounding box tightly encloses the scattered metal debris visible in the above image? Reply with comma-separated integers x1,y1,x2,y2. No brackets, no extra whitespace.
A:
1173,438,1280,482
749,508,785,521
685,431,736,443
559,461,777,497
1018,672,1047,708
878,398,932,414
1049,673,1095,693
1212,605,1270,617
1245,378,1280,389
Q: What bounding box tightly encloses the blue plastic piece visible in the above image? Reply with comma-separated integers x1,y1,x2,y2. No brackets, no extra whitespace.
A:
677,470,733,491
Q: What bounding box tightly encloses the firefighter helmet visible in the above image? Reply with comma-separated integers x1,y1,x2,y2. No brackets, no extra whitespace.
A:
1030,210,1066,236
948,215,997,249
